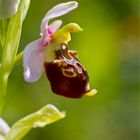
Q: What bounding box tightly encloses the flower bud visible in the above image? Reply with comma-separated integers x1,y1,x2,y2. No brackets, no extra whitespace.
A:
0,0,20,19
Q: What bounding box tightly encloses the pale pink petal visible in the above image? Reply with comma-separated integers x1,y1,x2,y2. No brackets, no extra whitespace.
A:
49,20,62,33
41,1,78,34
23,39,44,82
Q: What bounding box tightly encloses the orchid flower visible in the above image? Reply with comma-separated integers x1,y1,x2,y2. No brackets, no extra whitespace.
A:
23,1,97,98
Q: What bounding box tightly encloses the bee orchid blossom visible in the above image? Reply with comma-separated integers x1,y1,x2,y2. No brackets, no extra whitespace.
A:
23,1,97,98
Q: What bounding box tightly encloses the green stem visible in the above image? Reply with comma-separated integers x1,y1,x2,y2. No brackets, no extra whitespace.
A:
15,51,23,65
0,20,8,47
0,72,8,116
0,52,23,116
0,19,8,115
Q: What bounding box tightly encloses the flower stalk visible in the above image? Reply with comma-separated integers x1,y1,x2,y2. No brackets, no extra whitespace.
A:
0,19,8,47
0,0,30,115
0,73,8,115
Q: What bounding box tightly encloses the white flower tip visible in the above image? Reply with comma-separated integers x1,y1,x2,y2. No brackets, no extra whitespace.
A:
47,1,79,18
0,118,10,136
67,1,78,8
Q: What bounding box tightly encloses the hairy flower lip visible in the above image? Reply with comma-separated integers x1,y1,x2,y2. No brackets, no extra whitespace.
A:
44,45,91,98
44,62,90,98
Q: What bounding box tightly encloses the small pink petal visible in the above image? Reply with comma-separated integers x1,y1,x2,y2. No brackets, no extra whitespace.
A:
47,28,53,35
41,20,62,46
41,1,78,35
23,39,44,82
49,20,62,33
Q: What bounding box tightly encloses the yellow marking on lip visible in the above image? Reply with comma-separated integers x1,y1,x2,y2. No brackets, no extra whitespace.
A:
61,68,77,78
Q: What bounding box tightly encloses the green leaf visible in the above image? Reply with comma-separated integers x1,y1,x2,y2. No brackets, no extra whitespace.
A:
1,0,30,76
5,104,65,140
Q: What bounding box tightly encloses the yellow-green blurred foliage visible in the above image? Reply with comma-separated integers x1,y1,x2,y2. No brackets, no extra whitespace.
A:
2,0,139,140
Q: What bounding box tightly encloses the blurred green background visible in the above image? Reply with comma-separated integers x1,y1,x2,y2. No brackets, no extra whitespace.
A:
2,0,139,139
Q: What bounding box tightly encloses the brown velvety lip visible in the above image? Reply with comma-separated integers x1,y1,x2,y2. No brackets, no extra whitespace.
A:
44,45,91,98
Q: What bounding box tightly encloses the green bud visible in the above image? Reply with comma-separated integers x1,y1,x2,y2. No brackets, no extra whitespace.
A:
0,0,20,19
